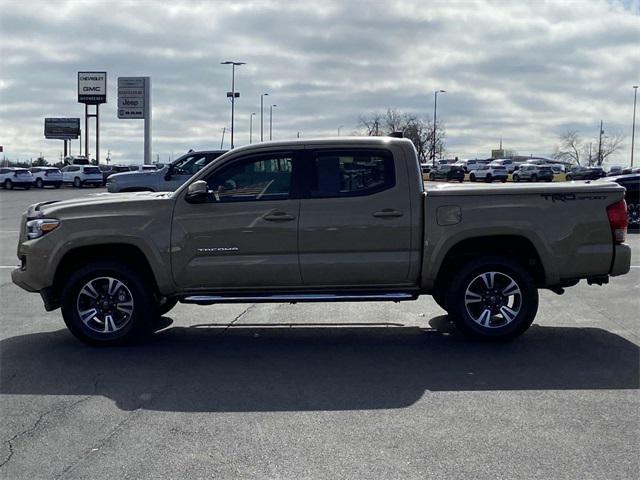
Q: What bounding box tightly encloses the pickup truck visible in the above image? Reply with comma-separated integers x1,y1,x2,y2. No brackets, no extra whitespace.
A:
12,137,632,345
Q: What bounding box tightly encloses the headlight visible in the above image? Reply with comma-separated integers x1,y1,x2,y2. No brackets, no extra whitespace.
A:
26,219,60,239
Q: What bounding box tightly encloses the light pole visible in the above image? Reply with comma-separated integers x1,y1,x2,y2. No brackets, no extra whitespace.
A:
221,60,246,149
249,112,256,144
338,124,344,136
269,104,278,141
260,93,269,142
632,85,638,167
432,89,445,166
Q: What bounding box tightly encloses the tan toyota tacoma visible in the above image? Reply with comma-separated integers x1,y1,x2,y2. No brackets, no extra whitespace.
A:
12,137,632,345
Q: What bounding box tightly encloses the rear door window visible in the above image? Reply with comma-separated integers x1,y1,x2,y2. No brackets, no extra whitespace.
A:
307,150,395,198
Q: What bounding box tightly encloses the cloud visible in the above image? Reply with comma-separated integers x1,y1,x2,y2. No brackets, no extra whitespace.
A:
0,0,638,164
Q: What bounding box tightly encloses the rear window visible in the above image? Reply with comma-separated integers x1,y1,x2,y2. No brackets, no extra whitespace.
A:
309,150,395,198
83,167,101,174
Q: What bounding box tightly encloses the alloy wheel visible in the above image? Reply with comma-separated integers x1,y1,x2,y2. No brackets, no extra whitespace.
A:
76,276,135,334
464,271,522,328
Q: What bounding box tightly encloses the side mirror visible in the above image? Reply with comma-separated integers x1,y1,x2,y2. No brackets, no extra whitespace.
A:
185,180,208,204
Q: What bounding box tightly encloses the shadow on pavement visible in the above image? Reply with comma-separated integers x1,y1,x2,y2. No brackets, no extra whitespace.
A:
1,316,638,412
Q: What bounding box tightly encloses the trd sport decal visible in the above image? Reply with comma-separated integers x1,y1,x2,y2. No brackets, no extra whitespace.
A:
540,193,607,202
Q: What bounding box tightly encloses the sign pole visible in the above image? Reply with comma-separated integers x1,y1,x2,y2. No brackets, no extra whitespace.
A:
144,77,151,164
96,104,100,164
85,103,89,159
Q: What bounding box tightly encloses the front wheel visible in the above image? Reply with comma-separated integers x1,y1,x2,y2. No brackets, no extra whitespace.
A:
445,256,538,340
73,177,82,188
469,174,476,182
36,178,44,188
513,174,520,182
61,261,157,345
485,174,492,183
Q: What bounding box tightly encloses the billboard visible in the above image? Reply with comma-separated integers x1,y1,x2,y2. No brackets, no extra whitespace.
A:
44,118,80,139
78,71,107,104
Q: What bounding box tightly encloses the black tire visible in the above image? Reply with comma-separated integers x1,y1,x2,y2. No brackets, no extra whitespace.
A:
531,174,538,182
445,256,538,341
565,174,572,181
36,178,44,188
469,174,476,182
60,260,157,345
513,174,520,182
158,297,179,316
485,174,492,183
4,179,13,190
73,177,82,188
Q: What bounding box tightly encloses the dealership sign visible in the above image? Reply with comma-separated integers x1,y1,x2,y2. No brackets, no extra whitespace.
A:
78,72,107,104
44,118,81,139
118,77,149,119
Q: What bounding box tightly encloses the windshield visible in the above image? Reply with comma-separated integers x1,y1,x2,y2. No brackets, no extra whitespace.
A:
172,154,209,175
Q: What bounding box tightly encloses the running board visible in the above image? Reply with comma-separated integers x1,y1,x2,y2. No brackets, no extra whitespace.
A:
181,292,417,305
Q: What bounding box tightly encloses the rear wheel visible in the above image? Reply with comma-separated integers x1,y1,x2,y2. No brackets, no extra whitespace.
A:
4,179,13,190
485,174,492,183
61,261,157,345
565,174,572,181
73,177,82,188
445,256,538,340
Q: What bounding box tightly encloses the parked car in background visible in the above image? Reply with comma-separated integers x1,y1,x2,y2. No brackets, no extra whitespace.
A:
138,165,160,171
463,158,491,173
603,174,640,230
566,166,607,181
469,164,508,182
0,167,34,189
428,164,465,182
489,159,519,173
620,167,640,175
63,155,90,165
107,150,227,193
61,165,103,188
512,164,554,182
100,165,131,186
607,166,623,176
30,167,62,188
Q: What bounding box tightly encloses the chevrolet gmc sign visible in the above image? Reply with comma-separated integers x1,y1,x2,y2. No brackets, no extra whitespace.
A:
78,72,107,104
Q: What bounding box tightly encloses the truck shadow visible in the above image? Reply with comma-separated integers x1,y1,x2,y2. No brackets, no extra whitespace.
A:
1,316,638,412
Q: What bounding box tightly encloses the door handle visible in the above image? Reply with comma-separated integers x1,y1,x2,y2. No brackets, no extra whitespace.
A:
373,209,403,218
263,211,296,221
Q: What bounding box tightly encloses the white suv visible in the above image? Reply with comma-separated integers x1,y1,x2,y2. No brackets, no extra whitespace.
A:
0,167,34,189
31,167,63,188
61,165,103,188
469,164,509,182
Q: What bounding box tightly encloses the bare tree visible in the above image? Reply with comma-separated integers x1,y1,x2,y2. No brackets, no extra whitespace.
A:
597,133,624,166
553,130,583,165
358,110,446,162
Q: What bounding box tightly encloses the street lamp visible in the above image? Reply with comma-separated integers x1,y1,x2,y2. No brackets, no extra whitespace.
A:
632,85,638,167
249,112,256,144
432,89,446,166
338,124,344,136
220,60,246,149
260,93,269,142
269,104,278,141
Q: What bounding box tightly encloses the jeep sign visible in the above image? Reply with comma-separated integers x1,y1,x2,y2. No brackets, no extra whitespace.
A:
78,72,107,104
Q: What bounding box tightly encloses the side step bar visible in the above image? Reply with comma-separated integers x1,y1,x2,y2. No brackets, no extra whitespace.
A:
181,292,417,305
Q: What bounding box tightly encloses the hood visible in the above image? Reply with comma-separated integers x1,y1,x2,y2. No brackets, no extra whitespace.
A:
108,167,165,181
26,191,173,219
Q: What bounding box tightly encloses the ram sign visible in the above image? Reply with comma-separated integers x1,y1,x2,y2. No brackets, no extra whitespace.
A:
44,118,81,139
78,72,107,104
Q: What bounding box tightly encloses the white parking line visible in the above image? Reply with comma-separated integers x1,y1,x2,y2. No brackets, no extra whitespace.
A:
0,266,18,269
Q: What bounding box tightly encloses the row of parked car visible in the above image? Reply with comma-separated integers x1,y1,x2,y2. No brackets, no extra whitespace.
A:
0,163,165,189
422,157,640,183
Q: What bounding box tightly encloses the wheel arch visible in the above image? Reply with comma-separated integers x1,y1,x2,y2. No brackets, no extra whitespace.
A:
431,235,548,291
52,243,160,307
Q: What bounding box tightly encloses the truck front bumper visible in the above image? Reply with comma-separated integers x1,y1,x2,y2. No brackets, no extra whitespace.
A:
611,243,632,277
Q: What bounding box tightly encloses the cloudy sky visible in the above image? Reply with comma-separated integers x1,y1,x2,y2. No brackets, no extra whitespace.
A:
1,0,639,164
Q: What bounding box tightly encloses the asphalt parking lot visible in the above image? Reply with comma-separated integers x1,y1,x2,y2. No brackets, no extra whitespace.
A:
0,186,638,480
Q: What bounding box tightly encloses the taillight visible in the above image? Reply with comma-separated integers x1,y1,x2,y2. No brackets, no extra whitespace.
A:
606,200,628,244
